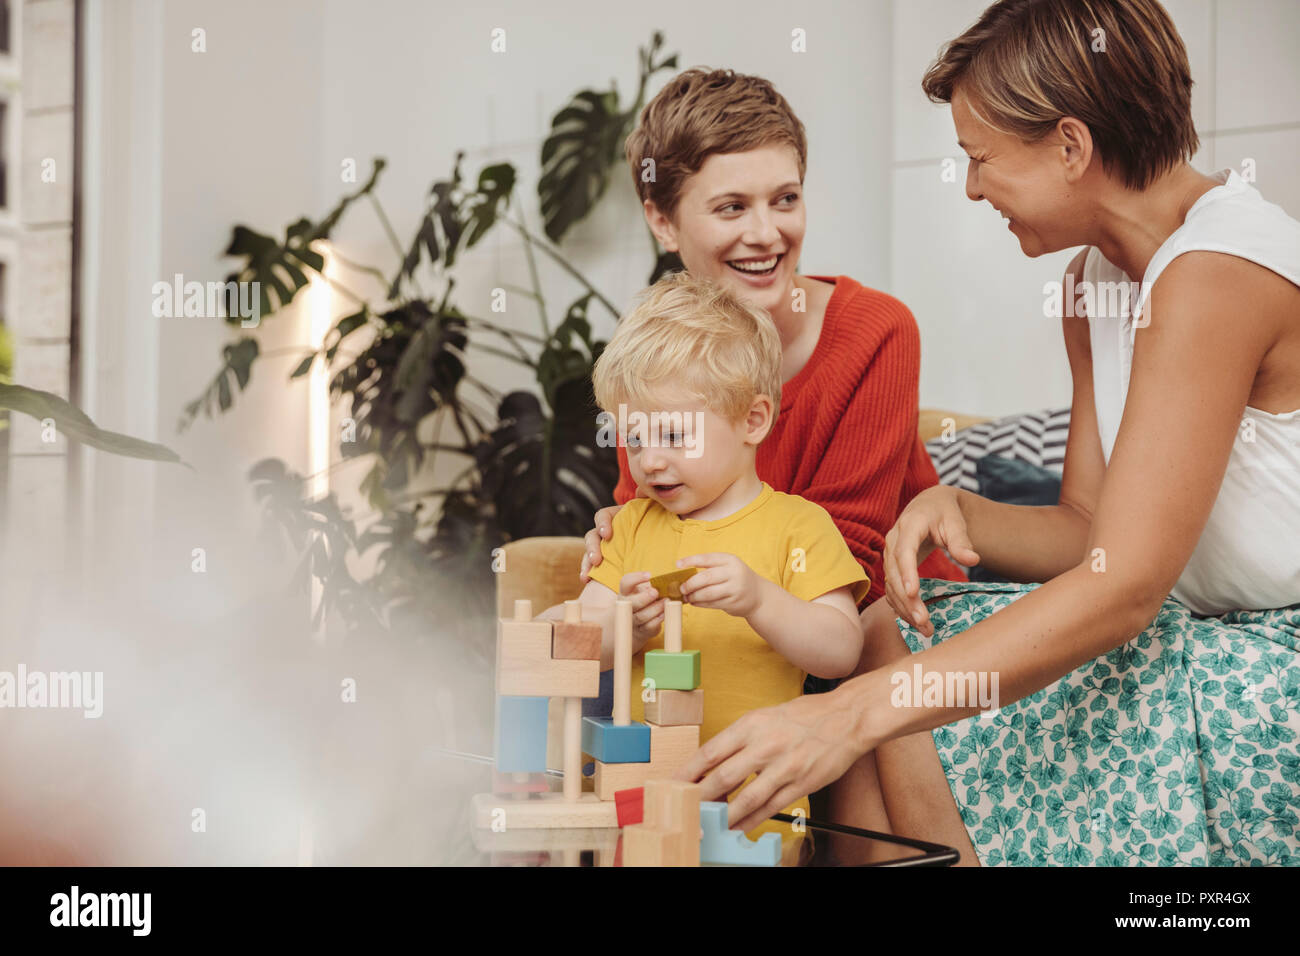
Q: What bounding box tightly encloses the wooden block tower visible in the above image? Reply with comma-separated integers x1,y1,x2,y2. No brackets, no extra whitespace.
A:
473,592,783,865
473,598,616,829
585,599,702,800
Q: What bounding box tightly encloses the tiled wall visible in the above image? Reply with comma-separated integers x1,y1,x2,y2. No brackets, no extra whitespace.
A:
3,0,76,606
890,0,1300,418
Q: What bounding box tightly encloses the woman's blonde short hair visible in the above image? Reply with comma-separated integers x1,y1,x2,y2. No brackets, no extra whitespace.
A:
593,271,782,428
922,0,1199,190
624,68,808,221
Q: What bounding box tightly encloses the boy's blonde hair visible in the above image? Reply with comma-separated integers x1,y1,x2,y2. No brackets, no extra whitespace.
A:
624,68,808,222
593,271,782,429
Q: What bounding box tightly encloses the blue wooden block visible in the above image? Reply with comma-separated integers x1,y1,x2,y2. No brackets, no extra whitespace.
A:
495,695,549,773
581,716,650,763
699,802,781,866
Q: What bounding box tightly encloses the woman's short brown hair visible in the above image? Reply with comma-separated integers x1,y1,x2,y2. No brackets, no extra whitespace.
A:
624,68,808,221
921,0,1199,189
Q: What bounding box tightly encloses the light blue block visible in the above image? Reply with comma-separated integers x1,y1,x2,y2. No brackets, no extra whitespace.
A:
495,695,549,773
581,716,650,763
700,802,781,866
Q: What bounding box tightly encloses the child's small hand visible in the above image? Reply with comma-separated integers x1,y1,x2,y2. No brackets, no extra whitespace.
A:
675,553,763,618
618,571,665,645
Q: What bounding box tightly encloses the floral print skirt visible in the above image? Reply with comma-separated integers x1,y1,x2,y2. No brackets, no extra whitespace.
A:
899,580,1300,866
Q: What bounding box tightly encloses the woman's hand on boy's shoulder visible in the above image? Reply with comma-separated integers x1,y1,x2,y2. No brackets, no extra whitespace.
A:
676,553,763,618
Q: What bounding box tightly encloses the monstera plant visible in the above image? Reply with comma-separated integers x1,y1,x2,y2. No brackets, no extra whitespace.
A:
186,33,682,650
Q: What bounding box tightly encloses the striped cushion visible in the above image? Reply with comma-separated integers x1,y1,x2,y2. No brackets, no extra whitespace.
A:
925,407,1070,491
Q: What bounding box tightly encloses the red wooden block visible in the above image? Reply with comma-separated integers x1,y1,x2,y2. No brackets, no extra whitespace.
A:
615,786,645,827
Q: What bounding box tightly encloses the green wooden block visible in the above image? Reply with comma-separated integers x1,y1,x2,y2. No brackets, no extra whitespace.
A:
644,649,701,691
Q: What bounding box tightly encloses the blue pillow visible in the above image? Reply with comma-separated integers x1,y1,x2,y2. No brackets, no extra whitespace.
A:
975,454,1061,507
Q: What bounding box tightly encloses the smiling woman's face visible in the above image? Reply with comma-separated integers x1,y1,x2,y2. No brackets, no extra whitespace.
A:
646,145,806,316
952,86,1086,257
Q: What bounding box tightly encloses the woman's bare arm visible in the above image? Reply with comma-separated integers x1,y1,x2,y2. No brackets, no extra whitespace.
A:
858,250,1274,743
682,252,1283,828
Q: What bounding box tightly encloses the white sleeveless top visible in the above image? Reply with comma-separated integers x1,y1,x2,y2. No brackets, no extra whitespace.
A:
1083,168,1300,616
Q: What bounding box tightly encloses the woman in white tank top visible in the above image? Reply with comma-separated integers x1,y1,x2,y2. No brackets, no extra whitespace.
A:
677,0,1300,868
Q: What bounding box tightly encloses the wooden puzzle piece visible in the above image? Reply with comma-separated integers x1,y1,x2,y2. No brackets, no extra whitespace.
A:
614,787,644,827
472,791,618,830
644,649,701,691
491,770,551,794
553,600,601,660
623,779,702,867
648,567,698,601
581,716,650,763
494,695,550,774
498,606,599,698
645,688,704,726
591,723,700,800
699,802,780,866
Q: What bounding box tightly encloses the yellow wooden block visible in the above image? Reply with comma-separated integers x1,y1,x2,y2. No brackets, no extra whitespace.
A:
471,791,619,829
645,688,704,726
648,567,698,600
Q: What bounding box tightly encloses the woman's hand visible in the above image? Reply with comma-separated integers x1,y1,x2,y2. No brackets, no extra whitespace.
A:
676,553,762,618
619,572,665,646
885,485,980,636
579,505,624,583
674,685,871,833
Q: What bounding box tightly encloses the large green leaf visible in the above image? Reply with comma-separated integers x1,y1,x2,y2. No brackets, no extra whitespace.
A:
179,337,260,431
0,383,184,465
538,89,626,243
538,32,677,243
225,159,386,323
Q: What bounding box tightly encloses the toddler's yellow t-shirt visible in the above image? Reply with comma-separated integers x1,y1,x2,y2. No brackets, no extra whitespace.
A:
587,481,870,841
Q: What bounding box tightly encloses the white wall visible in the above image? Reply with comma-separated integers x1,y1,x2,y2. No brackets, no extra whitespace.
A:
891,0,1300,418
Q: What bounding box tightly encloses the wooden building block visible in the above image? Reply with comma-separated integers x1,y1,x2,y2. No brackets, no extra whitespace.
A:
645,688,704,726
648,722,700,765
614,787,644,827
699,802,780,866
553,600,601,660
497,599,599,697
623,779,701,866
494,695,550,773
499,625,599,697
491,771,551,794
581,717,650,763
553,621,601,660
644,649,701,691
648,568,698,601
622,826,673,866
472,791,619,830
591,724,700,799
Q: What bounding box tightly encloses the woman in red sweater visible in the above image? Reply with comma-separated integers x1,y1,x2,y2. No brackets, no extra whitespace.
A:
580,67,966,605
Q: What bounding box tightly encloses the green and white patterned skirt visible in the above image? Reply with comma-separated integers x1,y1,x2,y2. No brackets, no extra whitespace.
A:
899,580,1300,866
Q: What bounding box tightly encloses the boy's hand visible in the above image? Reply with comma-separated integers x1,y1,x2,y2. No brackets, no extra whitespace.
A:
675,553,763,618
619,571,665,645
